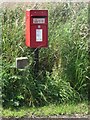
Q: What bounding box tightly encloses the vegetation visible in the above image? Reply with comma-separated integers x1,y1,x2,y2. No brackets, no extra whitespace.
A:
1,3,89,109
2,101,88,117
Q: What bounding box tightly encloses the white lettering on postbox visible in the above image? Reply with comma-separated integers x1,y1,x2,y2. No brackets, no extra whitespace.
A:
36,29,42,42
33,18,45,24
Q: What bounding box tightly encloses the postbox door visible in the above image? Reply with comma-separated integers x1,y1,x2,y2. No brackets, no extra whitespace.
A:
30,25,48,48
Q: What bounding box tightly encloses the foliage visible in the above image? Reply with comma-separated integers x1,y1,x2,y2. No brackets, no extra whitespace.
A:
2,101,88,117
1,3,89,107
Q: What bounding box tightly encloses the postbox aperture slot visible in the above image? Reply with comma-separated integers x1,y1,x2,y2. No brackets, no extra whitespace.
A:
32,16,46,24
32,16,46,18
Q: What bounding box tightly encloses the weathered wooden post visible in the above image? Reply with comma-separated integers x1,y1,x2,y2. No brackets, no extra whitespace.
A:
33,48,39,78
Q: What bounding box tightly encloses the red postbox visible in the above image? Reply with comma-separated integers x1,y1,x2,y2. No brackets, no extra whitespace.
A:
25,10,48,48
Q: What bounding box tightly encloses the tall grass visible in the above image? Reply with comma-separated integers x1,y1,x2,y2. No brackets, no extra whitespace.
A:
1,3,89,107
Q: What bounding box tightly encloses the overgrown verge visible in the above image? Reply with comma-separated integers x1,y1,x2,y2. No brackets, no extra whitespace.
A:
2,102,88,118
1,3,89,108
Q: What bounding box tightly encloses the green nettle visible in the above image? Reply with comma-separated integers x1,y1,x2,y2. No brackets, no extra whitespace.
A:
1,3,89,107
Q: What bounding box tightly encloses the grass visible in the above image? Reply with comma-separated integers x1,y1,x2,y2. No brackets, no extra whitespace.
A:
1,101,88,118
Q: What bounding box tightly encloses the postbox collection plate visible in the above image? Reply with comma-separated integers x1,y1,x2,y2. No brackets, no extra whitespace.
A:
36,29,43,42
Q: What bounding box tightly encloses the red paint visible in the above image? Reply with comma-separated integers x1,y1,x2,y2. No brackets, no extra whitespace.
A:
25,10,48,48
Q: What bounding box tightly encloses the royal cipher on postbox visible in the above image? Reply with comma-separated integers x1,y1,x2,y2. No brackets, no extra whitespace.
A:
25,10,48,48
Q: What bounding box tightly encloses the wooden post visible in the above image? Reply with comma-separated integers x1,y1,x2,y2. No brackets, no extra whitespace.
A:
34,48,39,78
